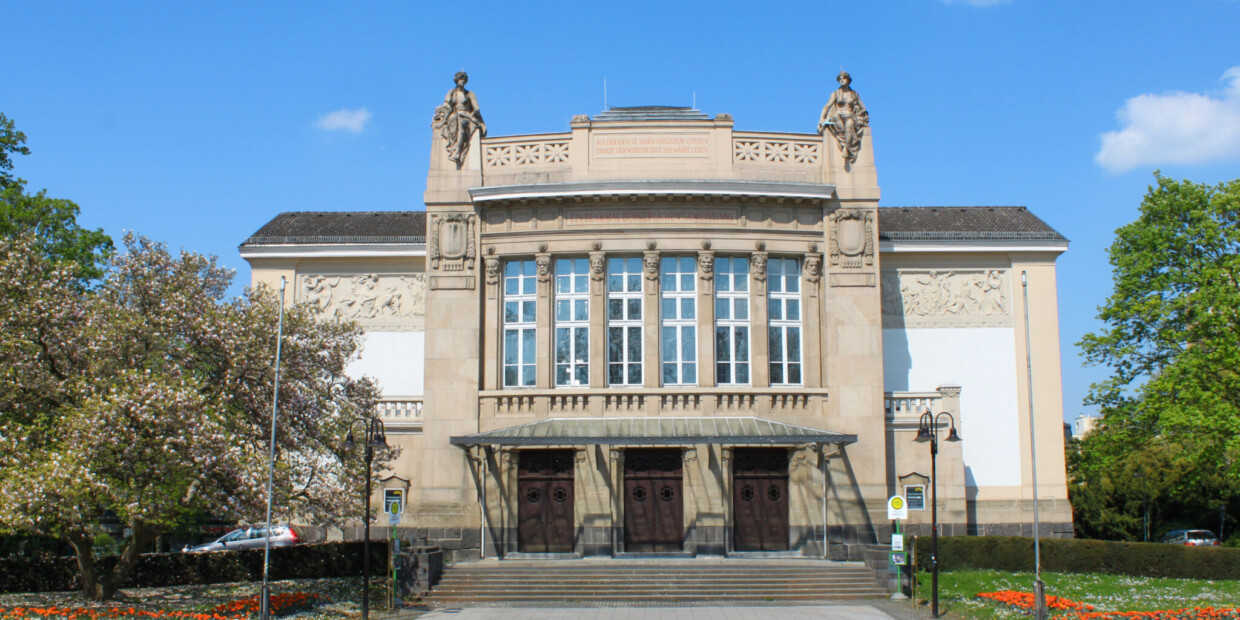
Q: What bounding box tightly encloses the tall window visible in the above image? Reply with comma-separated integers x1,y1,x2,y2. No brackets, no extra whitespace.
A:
607,257,643,386
503,260,537,388
715,257,750,385
768,258,802,386
554,258,590,387
660,256,697,385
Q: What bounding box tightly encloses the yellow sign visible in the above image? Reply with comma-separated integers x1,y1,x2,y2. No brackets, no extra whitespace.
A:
887,495,908,520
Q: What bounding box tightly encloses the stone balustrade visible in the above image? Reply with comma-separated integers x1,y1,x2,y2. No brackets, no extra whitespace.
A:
376,398,424,431
483,134,572,169
732,132,822,166
480,387,828,418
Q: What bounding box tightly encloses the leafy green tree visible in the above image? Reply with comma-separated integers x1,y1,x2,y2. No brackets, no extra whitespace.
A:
0,233,389,601
1073,174,1240,537
0,112,112,280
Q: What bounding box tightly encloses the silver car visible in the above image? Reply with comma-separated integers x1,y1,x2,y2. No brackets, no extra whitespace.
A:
183,524,301,553
1159,529,1221,546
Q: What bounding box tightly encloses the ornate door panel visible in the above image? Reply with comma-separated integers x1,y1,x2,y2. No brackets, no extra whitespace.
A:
624,449,684,552
733,448,790,551
517,450,575,553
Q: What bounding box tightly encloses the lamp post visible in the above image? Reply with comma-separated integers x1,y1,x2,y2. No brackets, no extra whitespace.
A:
916,408,961,619
259,277,287,620
344,416,388,620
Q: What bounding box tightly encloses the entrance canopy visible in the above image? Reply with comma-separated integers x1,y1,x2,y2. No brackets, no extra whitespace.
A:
449,416,857,448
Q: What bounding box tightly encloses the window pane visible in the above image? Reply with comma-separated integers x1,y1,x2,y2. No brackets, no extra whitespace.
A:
609,364,623,385
662,327,675,362
663,363,676,383
787,300,800,321
788,364,801,385
716,328,730,362
770,276,782,293
523,329,536,363
608,299,623,320
504,331,518,363
770,364,784,384
734,299,748,320
574,299,588,320
506,262,521,278
788,328,801,362
770,300,782,320
662,298,676,319
627,274,640,291
556,300,569,322
628,364,642,384
505,278,518,296
682,298,695,319
575,365,588,385
661,272,675,290
504,367,517,387
609,327,623,362
716,301,729,320
628,328,642,361
735,327,749,361
523,277,536,295
769,327,783,361
627,298,641,319
523,301,536,321
683,363,696,384
608,275,622,292
574,328,588,362
505,302,519,323
555,365,568,385
555,329,569,363
787,274,799,293
736,363,749,384
522,365,535,386
681,274,694,291
681,327,695,360
716,364,730,384
717,273,730,292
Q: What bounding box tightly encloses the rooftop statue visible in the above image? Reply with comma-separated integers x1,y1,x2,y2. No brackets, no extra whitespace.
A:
817,71,870,166
433,71,487,168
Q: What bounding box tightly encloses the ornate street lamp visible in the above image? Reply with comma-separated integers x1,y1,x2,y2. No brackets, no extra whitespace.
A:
916,408,961,618
344,416,389,620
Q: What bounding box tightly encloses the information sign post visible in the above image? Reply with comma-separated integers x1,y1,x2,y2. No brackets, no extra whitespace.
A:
887,496,909,601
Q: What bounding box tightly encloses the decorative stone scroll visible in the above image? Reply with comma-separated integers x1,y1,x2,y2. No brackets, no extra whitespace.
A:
430,213,477,273
828,209,875,269
881,269,1012,328
298,273,426,331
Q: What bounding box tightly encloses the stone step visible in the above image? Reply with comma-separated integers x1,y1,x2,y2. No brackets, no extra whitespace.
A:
427,592,887,604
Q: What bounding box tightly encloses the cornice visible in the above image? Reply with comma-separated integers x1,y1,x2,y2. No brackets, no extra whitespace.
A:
469,180,837,204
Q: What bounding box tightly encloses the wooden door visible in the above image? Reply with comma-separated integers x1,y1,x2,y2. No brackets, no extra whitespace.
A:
517,450,575,553
733,448,790,551
623,449,684,552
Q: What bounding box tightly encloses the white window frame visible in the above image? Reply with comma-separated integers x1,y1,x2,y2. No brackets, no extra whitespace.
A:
607,257,643,387
768,257,803,386
715,256,751,386
554,258,590,387
660,256,698,386
502,260,538,388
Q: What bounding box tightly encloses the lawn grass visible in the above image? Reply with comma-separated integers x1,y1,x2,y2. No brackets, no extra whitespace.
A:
0,576,401,619
915,569,1240,618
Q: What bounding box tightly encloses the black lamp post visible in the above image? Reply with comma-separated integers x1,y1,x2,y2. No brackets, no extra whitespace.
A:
344,416,388,620
916,409,961,618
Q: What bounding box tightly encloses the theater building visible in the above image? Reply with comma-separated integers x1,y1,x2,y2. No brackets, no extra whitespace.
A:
241,75,1072,560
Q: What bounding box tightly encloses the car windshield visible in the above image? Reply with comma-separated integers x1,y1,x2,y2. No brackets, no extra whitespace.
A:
218,529,246,543
1187,531,1215,538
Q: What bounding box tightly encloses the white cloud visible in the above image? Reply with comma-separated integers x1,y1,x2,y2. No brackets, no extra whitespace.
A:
1096,67,1240,173
314,108,371,133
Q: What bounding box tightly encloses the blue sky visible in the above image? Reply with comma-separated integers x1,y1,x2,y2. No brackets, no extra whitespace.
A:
3,0,1238,422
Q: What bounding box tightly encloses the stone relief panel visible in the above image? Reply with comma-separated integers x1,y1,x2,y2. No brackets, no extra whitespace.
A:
298,273,426,331
881,269,1012,328
828,209,874,269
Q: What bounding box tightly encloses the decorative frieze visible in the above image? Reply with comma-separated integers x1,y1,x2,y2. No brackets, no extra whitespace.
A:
881,269,1012,328
733,137,821,165
298,273,426,331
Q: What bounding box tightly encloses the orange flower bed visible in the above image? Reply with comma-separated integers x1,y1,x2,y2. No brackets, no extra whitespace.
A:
210,592,324,617
978,590,1095,612
1062,610,1240,620
0,592,324,620
976,591,1240,619
0,607,245,620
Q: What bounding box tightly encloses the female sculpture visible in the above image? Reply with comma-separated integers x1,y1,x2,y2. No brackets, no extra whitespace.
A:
433,71,487,168
818,71,869,165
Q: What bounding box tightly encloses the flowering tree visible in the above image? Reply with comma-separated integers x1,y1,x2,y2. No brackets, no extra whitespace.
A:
0,233,388,601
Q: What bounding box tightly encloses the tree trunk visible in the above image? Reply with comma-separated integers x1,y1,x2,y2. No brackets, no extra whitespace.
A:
65,529,103,601
66,522,160,601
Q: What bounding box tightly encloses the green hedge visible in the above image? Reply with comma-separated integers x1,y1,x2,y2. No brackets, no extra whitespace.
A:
0,541,390,594
913,536,1240,580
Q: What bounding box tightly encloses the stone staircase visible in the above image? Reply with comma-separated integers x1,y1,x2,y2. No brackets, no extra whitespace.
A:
423,558,889,606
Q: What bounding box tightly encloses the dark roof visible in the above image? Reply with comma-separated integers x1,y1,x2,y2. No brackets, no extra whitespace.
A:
878,206,1066,242
241,206,1065,246
241,211,427,246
